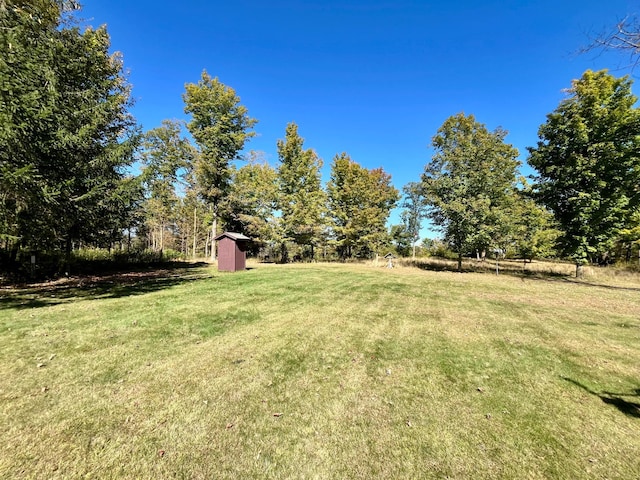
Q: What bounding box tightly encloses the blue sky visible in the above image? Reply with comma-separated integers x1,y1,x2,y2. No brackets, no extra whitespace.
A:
82,0,636,236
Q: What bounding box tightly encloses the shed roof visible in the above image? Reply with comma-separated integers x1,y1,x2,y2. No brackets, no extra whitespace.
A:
214,232,251,241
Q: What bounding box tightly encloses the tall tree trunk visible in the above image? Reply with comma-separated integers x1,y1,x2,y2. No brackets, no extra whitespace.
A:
457,252,462,272
9,239,20,264
8,239,21,275
64,235,72,276
576,263,584,278
192,207,197,259
211,214,217,262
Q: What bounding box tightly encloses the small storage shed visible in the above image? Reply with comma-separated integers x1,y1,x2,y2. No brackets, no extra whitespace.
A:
214,232,250,272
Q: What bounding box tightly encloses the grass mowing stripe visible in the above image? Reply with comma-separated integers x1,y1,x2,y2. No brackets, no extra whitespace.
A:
1,262,639,479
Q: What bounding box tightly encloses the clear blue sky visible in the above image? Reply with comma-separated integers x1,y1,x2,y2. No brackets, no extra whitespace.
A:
82,0,636,236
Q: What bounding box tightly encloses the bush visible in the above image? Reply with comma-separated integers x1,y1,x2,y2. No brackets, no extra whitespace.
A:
1,247,187,282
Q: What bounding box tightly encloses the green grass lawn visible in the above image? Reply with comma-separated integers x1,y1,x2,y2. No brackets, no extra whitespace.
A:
1,262,639,479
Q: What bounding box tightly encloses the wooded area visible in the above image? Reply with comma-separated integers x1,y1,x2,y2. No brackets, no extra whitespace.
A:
2,0,640,279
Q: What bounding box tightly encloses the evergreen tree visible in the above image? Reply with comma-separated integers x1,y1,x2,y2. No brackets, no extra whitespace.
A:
1,0,139,271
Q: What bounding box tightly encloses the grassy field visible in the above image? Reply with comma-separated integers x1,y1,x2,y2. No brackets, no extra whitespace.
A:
1,262,639,479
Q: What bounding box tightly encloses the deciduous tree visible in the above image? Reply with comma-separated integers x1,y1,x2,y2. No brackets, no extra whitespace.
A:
227,152,279,253
140,119,194,255
277,123,326,261
584,15,640,69
183,71,257,261
327,153,399,259
421,113,520,272
528,70,640,276
401,182,427,259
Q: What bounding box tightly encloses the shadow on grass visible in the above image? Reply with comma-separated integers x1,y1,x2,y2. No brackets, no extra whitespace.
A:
411,258,640,292
411,258,568,279
559,278,640,293
0,262,213,311
563,377,640,419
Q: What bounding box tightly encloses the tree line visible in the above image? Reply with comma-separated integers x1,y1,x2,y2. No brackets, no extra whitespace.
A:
139,105,400,264
2,1,640,278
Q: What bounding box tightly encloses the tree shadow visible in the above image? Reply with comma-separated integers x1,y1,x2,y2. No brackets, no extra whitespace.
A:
410,258,640,292
0,262,213,311
562,377,640,419
411,258,568,279
559,278,640,293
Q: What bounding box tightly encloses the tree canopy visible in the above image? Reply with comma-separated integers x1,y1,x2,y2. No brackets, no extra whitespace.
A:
183,71,257,260
421,113,520,271
327,153,399,259
276,122,326,261
227,153,279,253
1,0,139,270
6,2,640,276
528,69,640,275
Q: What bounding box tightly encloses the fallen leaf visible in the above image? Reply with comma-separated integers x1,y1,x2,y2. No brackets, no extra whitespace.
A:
158,450,165,457
37,363,45,368
273,412,283,417
226,423,234,429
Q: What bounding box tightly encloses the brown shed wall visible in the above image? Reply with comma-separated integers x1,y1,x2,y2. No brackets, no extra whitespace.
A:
235,241,247,270
217,236,247,272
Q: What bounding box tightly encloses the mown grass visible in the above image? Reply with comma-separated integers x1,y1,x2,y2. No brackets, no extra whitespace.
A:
1,262,639,479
